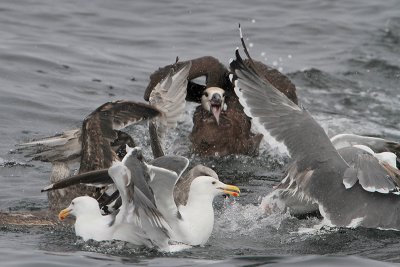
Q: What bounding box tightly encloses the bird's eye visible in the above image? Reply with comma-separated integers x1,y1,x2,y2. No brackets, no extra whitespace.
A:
212,181,216,185
71,201,75,205
204,92,209,97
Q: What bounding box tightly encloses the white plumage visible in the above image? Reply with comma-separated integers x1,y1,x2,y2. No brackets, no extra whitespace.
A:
59,146,240,252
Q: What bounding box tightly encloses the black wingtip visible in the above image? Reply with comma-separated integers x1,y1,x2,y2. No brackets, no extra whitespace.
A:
41,184,53,192
230,48,245,71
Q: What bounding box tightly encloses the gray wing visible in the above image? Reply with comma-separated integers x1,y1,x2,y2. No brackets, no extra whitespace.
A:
147,156,189,221
230,49,342,172
18,129,81,163
340,147,400,193
148,62,191,158
332,134,400,167
121,146,156,205
108,160,169,240
149,156,190,178
174,164,218,206
230,48,400,198
149,61,191,129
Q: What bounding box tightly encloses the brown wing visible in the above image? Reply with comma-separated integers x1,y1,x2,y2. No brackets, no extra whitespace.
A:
145,56,229,103
79,100,161,173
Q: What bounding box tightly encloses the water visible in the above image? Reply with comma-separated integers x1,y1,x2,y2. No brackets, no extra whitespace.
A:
1,0,400,266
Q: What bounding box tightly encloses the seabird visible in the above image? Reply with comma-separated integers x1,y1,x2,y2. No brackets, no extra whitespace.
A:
57,146,240,251
20,62,192,211
230,47,400,229
144,52,298,157
200,87,226,125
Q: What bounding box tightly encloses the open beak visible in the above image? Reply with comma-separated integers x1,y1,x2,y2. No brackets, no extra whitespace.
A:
220,184,240,197
210,94,222,125
58,208,71,221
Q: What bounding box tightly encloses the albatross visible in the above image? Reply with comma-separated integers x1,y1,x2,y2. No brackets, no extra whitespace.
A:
145,52,298,157
230,47,400,229
57,146,240,251
20,62,191,210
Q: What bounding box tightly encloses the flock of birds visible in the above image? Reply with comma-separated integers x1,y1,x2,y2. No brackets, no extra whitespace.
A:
20,28,400,252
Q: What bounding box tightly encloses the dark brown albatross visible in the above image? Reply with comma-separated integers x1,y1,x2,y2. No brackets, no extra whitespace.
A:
20,62,192,212
22,100,161,212
144,53,298,157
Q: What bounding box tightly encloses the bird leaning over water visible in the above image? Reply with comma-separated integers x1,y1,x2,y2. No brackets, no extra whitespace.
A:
144,48,298,157
56,146,240,251
20,62,192,211
230,46,400,230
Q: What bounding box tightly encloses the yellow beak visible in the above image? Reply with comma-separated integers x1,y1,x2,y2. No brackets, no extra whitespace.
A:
221,184,240,197
58,208,71,221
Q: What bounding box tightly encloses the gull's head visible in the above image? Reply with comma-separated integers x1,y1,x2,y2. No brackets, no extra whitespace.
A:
58,196,100,221
190,176,240,199
201,87,226,125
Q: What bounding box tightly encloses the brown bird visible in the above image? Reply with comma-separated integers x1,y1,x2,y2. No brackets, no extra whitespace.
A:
21,62,192,212
145,54,298,157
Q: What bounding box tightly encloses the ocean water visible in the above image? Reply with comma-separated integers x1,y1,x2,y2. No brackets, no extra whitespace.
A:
1,0,400,266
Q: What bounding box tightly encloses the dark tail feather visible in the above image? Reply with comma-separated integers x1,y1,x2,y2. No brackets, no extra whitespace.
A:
41,168,112,192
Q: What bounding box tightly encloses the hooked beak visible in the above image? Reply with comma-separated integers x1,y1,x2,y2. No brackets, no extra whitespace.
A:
58,208,71,221
210,94,223,125
219,184,240,197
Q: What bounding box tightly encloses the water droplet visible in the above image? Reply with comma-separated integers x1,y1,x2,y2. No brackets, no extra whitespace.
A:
272,60,278,66
288,54,292,59
261,52,266,57
249,43,254,48
251,19,256,23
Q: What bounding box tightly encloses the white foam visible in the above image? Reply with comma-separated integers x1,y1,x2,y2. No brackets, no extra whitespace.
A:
347,216,365,228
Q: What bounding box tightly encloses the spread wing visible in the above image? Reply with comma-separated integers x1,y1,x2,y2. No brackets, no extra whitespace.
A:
147,156,190,221
79,100,161,173
230,48,400,197
340,147,400,194
108,151,170,242
18,129,82,163
148,62,191,158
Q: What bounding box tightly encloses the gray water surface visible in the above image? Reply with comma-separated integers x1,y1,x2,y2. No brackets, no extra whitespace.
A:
1,0,400,266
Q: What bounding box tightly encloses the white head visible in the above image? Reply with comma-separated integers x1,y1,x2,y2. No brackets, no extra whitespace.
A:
189,176,240,200
201,87,226,125
59,196,101,220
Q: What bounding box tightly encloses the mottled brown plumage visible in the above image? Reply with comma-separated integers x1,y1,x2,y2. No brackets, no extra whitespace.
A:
145,56,298,156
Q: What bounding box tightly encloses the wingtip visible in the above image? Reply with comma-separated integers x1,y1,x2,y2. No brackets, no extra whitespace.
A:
238,23,243,38
41,184,54,192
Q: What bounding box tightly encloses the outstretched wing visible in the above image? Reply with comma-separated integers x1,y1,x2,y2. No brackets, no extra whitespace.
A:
230,48,340,171
332,134,400,167
148,62,191,158
147,156,190,221
79,100,161,172
340,147,400,194
230,48,400,197
108,155,170,242
19,129,82,163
